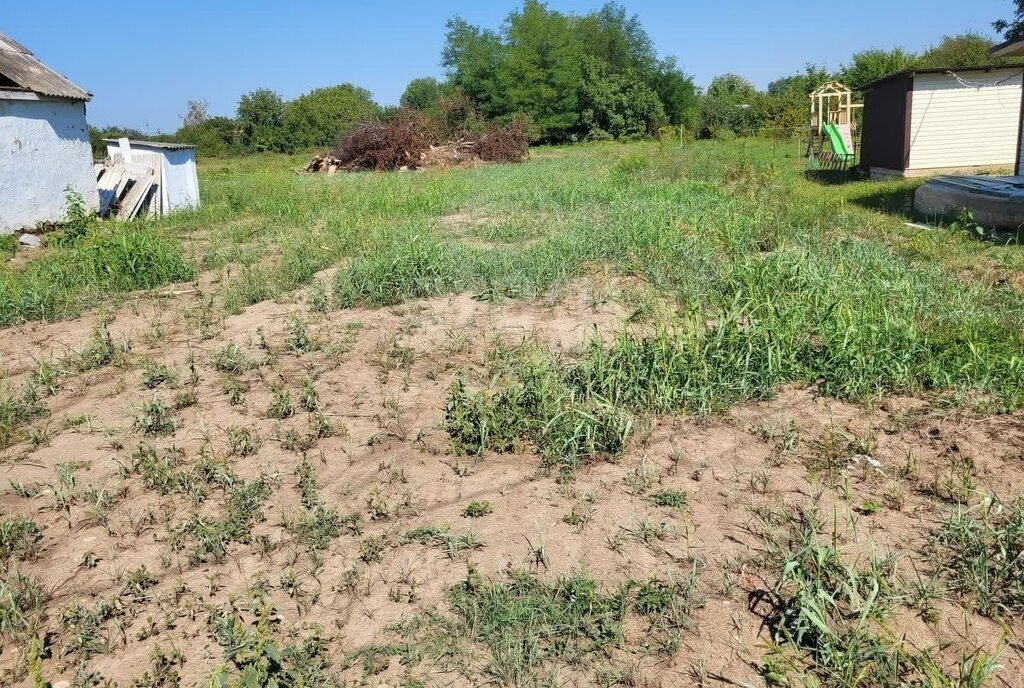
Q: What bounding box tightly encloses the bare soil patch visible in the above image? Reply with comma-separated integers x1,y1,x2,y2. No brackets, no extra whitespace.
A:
1,280,1023,687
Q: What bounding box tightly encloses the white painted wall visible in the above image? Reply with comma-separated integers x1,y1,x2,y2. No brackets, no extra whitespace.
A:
0,92,98,233
908,69,1023,171
104,141,200,212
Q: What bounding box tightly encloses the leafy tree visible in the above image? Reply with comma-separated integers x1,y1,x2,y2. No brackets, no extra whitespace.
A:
236,88,287,153
284,84,379,149
491,0,585,142
760,65,832,132
579,57,665,140
576,3,657,74
919,32,1023,68
837,48,917,90
650,58,698,129
176,116,237,157
443,18,505,118
994,1,1024,40
696,74,763,138
400,77,448,111
443,1,692,142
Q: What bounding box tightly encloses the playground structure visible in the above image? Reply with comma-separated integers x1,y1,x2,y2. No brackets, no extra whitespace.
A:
806,81,862,170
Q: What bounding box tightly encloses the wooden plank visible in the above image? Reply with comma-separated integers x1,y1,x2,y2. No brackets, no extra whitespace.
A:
115,169,155,221
96,165,127,217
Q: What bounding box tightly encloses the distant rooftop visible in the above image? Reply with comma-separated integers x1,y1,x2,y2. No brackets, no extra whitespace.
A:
0,32,91,101
104,139,195,151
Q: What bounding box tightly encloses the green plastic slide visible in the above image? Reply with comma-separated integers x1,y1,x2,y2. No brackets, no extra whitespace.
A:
824,123,853,159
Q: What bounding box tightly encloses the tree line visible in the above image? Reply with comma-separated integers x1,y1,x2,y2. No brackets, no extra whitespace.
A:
89,1,1024,157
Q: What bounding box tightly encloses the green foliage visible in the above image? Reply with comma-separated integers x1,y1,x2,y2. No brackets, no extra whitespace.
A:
837,48,917,90
130,646,185,688
175,116,238,157
444,343,633,476
0,380,46,450
172,476,273,563
404,525,484,558
448,567,627,685
0,570,47,641
139,357,177,389
227,425,261,457
0,516,42,563
207,603,334,687
994,1,1024,40
88,125,148,158
284,83,379,149
400,77,449,111
0,235,15,262
696,73,763,139
579,57,666,140
211,344,249,374
650,489,687,509
930,497,1024,617
763,513,999,686
293,504,343,551
236,88,287,153
631,569,705,648
762,65,832,132
133,397,176,436
0,224,195,326
443,1,695,142
462,500,492,518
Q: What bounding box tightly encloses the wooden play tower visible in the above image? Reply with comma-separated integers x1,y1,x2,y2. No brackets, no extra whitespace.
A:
807,81,862,169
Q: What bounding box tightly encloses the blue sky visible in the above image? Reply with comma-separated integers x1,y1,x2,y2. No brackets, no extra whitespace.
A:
4,1,1014,131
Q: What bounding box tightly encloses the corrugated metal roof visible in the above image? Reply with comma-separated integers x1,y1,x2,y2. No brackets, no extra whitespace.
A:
0,32,91,101
103,139,196,150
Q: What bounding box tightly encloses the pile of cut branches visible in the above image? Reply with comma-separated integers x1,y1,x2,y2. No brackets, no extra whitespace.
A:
304,108,530,173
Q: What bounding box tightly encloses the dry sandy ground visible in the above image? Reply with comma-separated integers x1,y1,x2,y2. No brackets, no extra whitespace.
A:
1,273,1023,687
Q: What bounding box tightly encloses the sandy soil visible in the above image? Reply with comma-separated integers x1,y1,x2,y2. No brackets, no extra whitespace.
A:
1,273,1022,687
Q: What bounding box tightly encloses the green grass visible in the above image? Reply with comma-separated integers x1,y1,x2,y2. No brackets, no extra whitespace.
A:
4,141,1024,418
448,567,627,685
0,224,194,325
761,506,1004,687
930,496,1024,618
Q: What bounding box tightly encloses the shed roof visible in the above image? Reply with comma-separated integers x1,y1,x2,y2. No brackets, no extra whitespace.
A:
103,139,195,151
991,37,1024,59
860,65,1023,91
0,32,91,101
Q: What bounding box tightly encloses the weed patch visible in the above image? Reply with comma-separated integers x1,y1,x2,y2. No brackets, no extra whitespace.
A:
447,567,627,685
0,224,194,326
929,496,1024,617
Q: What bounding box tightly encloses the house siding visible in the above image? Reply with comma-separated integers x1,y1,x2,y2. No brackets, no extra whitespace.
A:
907,69,1023,171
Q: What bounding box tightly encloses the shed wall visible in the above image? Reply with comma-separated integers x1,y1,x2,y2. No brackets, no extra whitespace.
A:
0,95,98,232
908,69,1023,170
104,142,200,212
860,76,912,172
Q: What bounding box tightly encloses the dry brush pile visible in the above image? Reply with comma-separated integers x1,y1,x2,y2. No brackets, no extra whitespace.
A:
304,107,531,173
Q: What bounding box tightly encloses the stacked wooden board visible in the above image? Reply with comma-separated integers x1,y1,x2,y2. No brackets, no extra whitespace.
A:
94,153,164,220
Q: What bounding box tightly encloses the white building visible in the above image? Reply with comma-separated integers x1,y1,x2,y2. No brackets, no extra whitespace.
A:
0,33,98,233
103,138,200,213
860,66,1024,178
